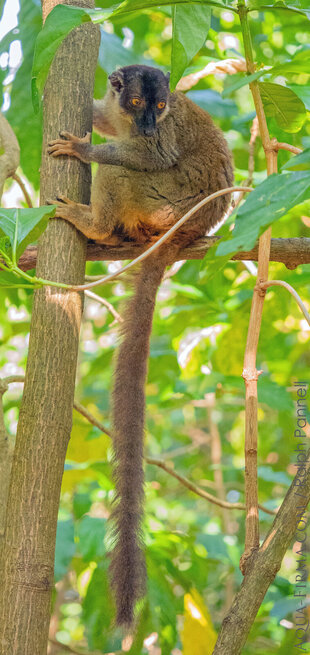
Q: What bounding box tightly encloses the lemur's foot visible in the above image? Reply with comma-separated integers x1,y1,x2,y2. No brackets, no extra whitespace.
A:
46,195,81,220
47,131,91,160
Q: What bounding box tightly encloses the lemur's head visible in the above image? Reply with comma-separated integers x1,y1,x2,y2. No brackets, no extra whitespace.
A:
108,65,171,137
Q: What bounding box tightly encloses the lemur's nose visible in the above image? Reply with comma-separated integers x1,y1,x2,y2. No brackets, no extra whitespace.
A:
143,126,156,137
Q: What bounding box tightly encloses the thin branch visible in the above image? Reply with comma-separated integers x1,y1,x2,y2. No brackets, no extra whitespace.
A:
11,173,33,208
145,457,276,516
247,116,259,187
259,279,310,325
16,237,310,272
84,290,123,323
238,0,277,570
271,140,302,155
73,400,111,435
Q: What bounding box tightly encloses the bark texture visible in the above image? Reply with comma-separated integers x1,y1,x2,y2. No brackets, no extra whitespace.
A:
16,236,310,272
0,2,100,653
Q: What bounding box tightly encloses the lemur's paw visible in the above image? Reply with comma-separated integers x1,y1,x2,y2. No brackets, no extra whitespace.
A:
46,196,78,219
47,131,91,158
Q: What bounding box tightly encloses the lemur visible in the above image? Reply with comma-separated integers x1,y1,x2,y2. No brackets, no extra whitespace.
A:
48,64,233,627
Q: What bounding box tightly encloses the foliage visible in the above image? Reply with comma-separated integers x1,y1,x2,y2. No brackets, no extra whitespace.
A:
1,0,309,653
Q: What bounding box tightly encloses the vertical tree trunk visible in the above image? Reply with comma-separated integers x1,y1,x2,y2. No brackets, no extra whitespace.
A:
0,2,100,653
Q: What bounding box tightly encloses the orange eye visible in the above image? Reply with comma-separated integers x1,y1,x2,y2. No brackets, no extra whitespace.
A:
131,97,141,106
157,101,166,110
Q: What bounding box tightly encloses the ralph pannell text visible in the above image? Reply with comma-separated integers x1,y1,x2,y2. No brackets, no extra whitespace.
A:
293,381,309,653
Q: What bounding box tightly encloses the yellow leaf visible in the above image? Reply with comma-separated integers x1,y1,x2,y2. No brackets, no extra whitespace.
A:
182,589,217,655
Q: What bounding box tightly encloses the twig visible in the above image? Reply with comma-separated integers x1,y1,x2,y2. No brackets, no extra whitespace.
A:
84,290,123,323
259,280,310,325
11,172,33,208
73,400,111,435
238,0,277,572
271,140,302,155
145,457,276,515
247,116,259,187
16,237,310,272
0,113,20,200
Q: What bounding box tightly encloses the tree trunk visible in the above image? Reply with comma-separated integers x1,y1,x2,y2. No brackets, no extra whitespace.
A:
0,2,100,653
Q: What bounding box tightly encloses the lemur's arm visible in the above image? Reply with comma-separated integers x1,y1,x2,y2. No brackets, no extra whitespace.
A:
47,130,179,172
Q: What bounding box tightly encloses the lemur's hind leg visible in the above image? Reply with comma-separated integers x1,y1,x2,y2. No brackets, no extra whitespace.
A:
47,195,116,242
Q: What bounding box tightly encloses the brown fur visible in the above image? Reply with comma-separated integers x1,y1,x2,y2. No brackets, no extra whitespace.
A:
48,65,233,626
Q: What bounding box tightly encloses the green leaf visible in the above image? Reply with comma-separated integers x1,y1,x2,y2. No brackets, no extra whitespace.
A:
83,564,117,651
0,206,55,261
217,172,310,256
5,0,42,188
55,519,76,581
170,4,211,90
188,90,238,119
258,82,307,133
288,84,310,111
0,236,12,258
77,516,106,560
281,147,310,171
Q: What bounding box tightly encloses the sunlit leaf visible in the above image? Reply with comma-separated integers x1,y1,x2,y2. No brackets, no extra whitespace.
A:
182,589,217,655
171,4,211,89
259,82,306,133
281,147,310,171
0,206,55,261
217,172,310,255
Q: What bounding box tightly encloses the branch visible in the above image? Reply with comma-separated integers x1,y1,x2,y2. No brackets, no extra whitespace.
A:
11,173,33,208
259,280,310,325
0,114,20,200
16,237,310,274
213,451,310,654
145,457,276,516
238,0,277,568
84,290,123,323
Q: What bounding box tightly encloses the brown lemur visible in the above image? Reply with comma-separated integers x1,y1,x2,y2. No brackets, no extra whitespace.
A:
48,64,233,626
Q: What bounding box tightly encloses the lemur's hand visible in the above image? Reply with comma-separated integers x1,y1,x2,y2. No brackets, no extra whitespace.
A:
48,131,91,163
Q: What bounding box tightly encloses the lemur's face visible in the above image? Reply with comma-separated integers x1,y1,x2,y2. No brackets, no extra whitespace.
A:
108,65,171,137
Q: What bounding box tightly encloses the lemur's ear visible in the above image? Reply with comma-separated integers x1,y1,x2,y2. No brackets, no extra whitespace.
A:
108,70,124,92
166,72,171,84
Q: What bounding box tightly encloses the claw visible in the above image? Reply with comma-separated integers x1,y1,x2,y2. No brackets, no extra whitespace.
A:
56,195,75,205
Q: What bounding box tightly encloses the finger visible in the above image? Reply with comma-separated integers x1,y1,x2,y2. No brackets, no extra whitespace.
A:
48,148,71,157
56,195,74,205
48,139,67,147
